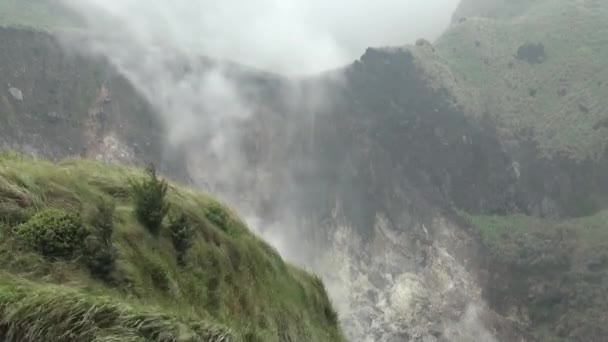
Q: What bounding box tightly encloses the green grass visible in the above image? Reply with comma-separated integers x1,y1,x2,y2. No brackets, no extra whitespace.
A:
0,274,234,342
465,210,608,341
465,210,608,270
468,210,608,250
437,0,608,159
0,152,344,341
0,0,79,31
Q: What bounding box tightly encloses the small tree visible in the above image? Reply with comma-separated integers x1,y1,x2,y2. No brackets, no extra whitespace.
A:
169,213,193,267
130,164,169,236
91,198,115,245
85,199,117,281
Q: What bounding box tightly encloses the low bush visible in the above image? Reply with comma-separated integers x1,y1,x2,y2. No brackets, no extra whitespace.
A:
0,221,8,240
130,165,169,236
90,198,115,245
84,237,116,281
516,42,546,64
169,213,193,267
85,199,117,281
146,260,170,292
15,209,89,259
205,203,231,232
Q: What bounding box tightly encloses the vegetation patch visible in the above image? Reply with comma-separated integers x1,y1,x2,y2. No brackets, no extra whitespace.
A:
205,203,233,233
437,0,608,159
0,275,234,342
516,42,546,64
465,210,608,341
0,154,344,341
84,199,117,281
15,209,89,259
169,213,193,267
130,165,169,236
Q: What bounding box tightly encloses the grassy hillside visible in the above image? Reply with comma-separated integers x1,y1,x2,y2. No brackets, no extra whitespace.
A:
466,210,608,341
0,152,344,341
0,0,79,31
437,0,608,160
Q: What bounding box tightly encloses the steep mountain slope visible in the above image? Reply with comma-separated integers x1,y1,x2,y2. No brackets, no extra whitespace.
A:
0,28,164,165
469,211,608,341
438,0,608,340
0,22,526,341
1,1,608,341
0,153,344,341
438,0,608,217
259,46,527,341
445,0,608,160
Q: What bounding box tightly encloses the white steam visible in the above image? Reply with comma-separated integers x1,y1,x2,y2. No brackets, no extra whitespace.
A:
58,0,460,209
55,0,479,340
61,0,458,75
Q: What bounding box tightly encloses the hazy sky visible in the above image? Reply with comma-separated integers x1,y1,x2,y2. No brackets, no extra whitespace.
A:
63,0,460,74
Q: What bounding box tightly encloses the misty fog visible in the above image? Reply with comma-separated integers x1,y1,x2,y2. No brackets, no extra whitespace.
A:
55,0,493,341
3,0,608,340
62,0,459,74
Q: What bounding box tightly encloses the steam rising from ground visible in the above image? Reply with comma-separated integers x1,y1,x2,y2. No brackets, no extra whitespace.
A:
58,0,459,216
56,0,492,340
61,0,458,75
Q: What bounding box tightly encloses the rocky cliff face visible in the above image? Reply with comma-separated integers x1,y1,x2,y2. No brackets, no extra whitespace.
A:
441,0,608,217
0,28,162,163
244,46,526,341
0,26,525,341
1,0,608,341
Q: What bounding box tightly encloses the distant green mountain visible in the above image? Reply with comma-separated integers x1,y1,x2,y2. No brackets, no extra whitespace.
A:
0,0,80,30
439,3,608,339
439,0,608,160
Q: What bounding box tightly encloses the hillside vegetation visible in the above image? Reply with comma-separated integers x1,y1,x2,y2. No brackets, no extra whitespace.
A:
467,211,608,341
438,0,608,159
0,152,343,342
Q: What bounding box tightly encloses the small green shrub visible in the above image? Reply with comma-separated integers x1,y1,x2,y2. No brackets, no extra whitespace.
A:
90,198,115,245
324,305,339,326
169,213,193,267
85,199,116,281
147,261,170,292
205,203,231,232
130,165,169,236
84,237,116,281
0,221,8,240
311,275,339,325
15,209,89,259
